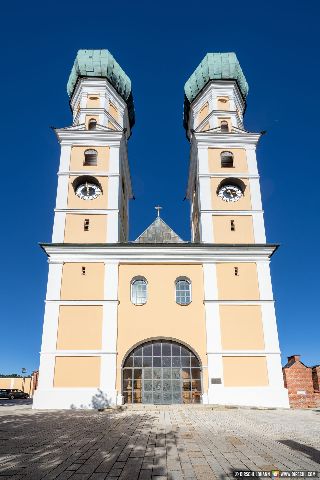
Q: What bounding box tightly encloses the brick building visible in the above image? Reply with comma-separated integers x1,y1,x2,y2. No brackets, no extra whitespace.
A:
282,355,320,408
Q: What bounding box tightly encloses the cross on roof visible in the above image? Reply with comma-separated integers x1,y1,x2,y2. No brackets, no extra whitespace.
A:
155,205,162,217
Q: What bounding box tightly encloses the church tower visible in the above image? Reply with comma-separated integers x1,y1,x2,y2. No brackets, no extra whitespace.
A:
33,50,135,409
184,53,288,407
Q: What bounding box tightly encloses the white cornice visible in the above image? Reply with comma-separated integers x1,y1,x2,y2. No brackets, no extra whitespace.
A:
194,132,261,147
41,243,277,263
57,172,120,177
54,208,119,214
55,129,124,145
198,173,260,179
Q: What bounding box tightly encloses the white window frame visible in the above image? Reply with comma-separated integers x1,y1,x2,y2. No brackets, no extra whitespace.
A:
131,276,148,306
175,277,192,306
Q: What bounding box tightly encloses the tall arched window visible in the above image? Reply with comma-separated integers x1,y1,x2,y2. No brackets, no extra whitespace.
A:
83,149,98,166
220,120,229,132
221,151,234,168
88,118,97,130
175,277,191,305
131,277,147,305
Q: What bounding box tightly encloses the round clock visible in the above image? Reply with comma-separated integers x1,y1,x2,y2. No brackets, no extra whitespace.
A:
75,182,101,200
218,184,243,202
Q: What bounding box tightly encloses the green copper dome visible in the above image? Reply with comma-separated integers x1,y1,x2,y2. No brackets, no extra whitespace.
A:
183,52,248,131
67,49,135,127
184,52,248,102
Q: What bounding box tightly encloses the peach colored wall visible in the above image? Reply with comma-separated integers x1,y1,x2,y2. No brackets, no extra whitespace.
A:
54,357,101,388
109,102,119,121
217,97,230,110
64,214,107,243
117,264,208,392
216,263,260,300
108,121,116,130
0,378,32,393
213,215,254,243
223,356,269,386
220,305,265,350
60,263,105,300
85,115,99,128
70,146,109,172
197,102,209,125
56,306,103,350
67,176,108,209
87,95,100,108
211,177,251,210
208,148,248,173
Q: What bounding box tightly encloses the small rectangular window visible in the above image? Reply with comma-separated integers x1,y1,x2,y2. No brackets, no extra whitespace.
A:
81,267,86,275
84,219,90,231
234,267,239,276
231,220,235,231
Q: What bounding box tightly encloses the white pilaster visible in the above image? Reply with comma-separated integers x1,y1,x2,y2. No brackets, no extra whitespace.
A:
100,263,119,403
203,263,223,403
257,261,274,299
261,302,280,352
198,146,209,174
52,211,66,243
249,177,263,211
55,175,69,210
46,262,63,300
252,212,266,243
246,146,258,175
58,145,72,172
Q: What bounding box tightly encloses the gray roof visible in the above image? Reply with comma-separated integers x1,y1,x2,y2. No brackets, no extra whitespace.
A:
135,217,184,243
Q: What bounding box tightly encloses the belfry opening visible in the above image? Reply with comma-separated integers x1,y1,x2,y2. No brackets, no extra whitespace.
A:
122,340,202,404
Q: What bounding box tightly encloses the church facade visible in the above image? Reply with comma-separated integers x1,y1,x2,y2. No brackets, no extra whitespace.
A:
33,50,289,409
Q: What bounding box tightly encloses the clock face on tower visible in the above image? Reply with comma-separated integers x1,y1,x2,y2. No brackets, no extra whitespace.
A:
75,182,101,200
218,184,243,202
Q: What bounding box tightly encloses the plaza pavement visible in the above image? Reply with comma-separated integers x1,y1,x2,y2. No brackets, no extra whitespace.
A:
0,402,319,480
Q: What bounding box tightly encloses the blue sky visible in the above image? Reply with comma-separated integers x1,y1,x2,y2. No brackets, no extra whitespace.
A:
0,0,319,375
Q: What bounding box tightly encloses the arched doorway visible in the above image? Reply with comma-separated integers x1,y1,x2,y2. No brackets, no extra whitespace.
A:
122,339,202,404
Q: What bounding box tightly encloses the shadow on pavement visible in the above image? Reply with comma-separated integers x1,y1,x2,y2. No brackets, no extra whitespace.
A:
0,398,32,407
278,440,320,466
0,408,182,479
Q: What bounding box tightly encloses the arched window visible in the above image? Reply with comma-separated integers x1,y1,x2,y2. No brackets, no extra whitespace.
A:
83,149,98,166
221,151,234,168
175,277,191,305
88,118,97,130
220,120,229,132
131,277,147,305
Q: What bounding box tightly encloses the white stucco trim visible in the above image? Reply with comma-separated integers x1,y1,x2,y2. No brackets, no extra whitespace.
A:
55,174,69,210
261,302,281,352
257,261,274,299
252,212,266,243
58,145,72,172
246,146,258,175
46,262,63,300
52,212,66,243
249,177,263,211
207,385,289,408
33,387,117,410
106,211,119,242
200,212,214,243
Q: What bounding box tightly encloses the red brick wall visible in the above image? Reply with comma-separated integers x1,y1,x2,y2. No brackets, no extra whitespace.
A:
282,360,316,408
312,366,320,391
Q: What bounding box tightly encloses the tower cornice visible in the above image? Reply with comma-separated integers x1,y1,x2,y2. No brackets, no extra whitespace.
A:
54,128,124,146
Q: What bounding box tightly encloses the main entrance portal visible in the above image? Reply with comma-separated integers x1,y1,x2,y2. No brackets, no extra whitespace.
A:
122,340,202,404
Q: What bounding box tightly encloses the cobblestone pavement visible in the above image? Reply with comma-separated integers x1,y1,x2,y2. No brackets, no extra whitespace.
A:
0,404,319,480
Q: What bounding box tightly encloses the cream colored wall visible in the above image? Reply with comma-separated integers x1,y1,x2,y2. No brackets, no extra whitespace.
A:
220,305,265,350
213,215,254,243
87,95,100,108
67,176,108,209
0,378,32,393
208,148,248,173
56,306,103,350
64,214,107,243
211,177,251,210
197,102,209,125
109,102,119,121
85,115,99,128
60,263,105,300
117,264,208,392
70,146,109,172
216,263,260,300
54,357,101,387
223,356,269,386
217,97,230,110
